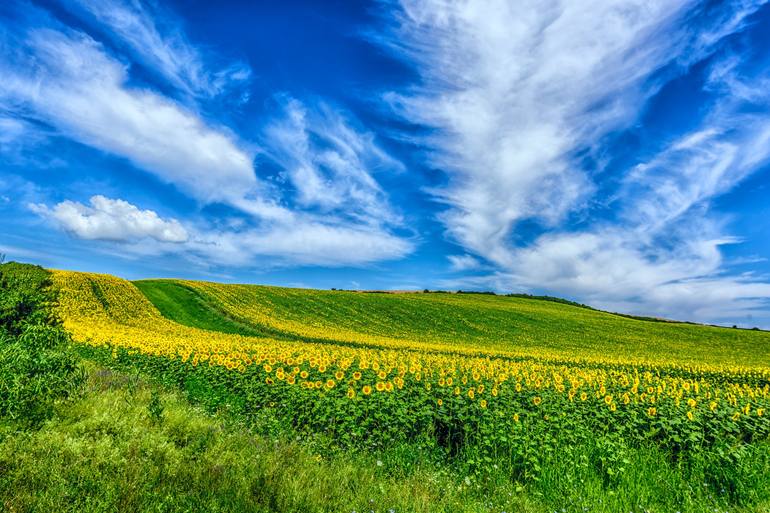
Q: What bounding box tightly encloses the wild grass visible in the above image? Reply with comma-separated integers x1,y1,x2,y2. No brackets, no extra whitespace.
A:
2,361,769,513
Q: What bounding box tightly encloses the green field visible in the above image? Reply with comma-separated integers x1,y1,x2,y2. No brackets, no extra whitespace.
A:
135,278,770,369
3,264,770,512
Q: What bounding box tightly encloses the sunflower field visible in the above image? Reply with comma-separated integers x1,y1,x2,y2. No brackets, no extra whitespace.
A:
51,270,770,496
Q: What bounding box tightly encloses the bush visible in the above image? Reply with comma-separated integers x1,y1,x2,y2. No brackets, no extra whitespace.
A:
0,263,85,427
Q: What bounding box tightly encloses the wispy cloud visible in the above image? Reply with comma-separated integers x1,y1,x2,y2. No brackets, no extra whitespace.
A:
2,3,413,268
59,0,251,99
263,97,405,227
0,27,258,204
447,254,483,272
380,0,770,324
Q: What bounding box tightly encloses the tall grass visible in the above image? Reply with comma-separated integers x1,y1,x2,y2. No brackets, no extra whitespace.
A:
2,362,769,513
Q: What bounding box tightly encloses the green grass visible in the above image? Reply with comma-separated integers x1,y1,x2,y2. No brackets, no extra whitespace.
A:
0,362,538,513
134,279,770,369
2,361,768,513
133,280,267,337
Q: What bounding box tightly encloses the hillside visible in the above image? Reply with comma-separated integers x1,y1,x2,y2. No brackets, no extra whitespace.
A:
132,278,770,371
28,268,770,512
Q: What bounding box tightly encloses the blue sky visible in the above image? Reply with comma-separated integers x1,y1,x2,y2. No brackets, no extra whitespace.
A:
2,0,770,328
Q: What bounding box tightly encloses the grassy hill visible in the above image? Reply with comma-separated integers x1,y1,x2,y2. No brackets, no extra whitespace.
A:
133,279,770,371
10,267,767,513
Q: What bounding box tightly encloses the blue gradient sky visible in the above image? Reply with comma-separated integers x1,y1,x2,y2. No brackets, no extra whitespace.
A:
2,0,770,327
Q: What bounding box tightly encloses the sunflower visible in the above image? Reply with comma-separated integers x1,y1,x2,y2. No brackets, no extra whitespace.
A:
326,379,336,389
437,399,443,406
347,388,356,399
532,396,542,406
376,382,386,392
480,399,488,409
362,385,372,395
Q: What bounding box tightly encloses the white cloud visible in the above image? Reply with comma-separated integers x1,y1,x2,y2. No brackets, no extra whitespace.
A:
381,0,766,266
447,254,482,272
61,0,251,99
0,117,27,144
3,20,413,268
452,102,770,324
263,97,404,226
32,195,188,243
188,221,413,267
30,197,412,266
381,0,770,324
0,28,258,205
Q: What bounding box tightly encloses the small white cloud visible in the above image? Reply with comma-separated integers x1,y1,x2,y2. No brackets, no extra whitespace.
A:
447,254,482,272
32,195,188,243
0,117,27,144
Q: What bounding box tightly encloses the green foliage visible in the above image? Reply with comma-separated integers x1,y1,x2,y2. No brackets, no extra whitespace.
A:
147,389,164,424
0,262,56,336
0,263,85,427
2,363,768,513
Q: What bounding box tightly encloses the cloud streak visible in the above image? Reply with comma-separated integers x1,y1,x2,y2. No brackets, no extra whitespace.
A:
0,27,258,204
60,0,251,99
2,4,413,268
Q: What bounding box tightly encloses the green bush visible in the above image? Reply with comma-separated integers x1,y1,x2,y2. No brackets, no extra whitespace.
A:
0,263,85,427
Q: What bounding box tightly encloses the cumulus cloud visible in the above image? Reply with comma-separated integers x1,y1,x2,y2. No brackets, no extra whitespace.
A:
29,194,412,266
32,195,188,243
381,0,770,324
